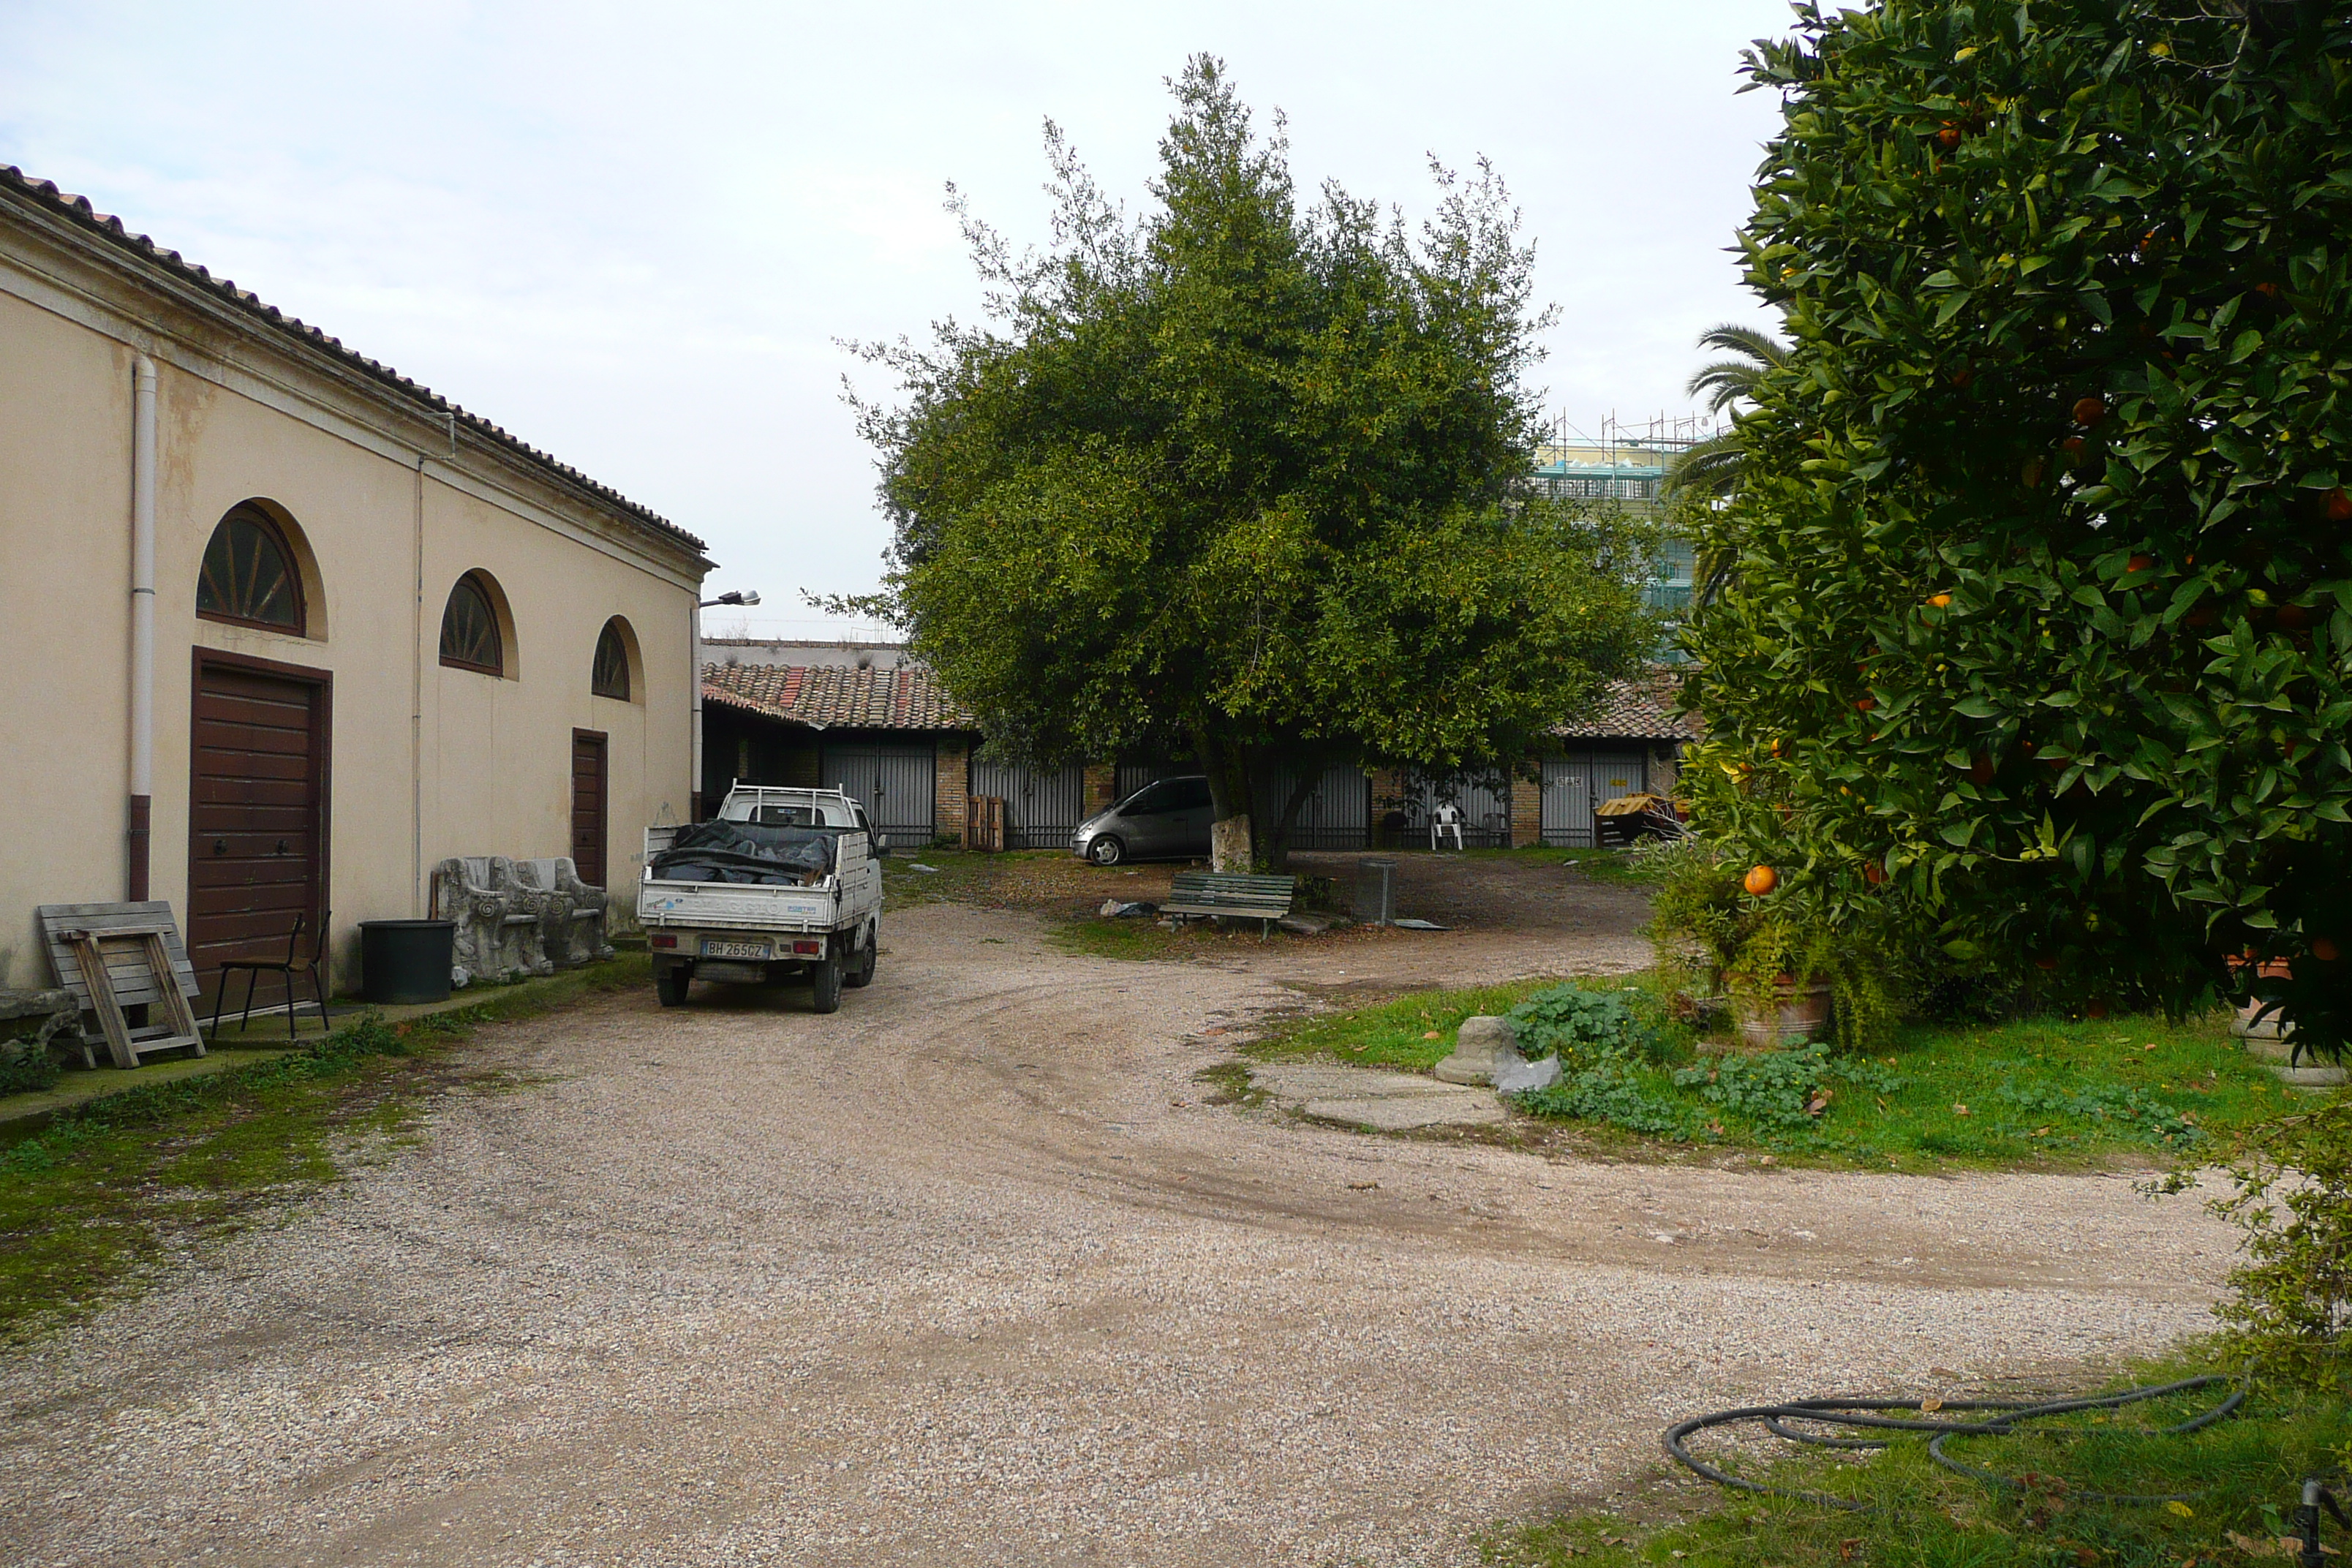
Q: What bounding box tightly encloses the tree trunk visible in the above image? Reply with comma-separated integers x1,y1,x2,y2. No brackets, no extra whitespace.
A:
1193,721,1256,873
1259,761,1325,872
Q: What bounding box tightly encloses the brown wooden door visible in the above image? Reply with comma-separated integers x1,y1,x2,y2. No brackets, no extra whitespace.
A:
189,653,330,1004
571,730,608,889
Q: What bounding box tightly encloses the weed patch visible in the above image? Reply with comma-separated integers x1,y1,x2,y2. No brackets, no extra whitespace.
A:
1482,1357,2352,1568
0,957,642,1342
1245,973,2294,1172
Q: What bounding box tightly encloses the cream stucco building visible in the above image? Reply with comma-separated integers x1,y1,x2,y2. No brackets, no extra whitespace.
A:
0,165,711,1000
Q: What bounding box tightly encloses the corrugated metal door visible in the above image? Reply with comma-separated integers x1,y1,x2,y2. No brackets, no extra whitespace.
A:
821,742,937,845
1254,763,1371,850
1541,751,1649,846
188,656,328,1006
968,756,1086,848
1413,772,1512,848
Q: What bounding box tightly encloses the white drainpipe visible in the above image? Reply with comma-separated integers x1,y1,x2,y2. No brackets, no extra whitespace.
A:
690,601,704,820
129,354,158,900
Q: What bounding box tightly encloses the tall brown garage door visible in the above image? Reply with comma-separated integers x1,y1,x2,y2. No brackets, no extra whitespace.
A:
188,652,330,1006
571,730,608,890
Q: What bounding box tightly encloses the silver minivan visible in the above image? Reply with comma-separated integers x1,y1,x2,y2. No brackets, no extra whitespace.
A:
1071,775,1213,865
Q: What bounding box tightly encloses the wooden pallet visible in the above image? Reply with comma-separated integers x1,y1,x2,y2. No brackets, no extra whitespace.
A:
37,902,204,1069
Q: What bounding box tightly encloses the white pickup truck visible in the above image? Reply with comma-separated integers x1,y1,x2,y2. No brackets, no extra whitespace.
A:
637,785,883,1011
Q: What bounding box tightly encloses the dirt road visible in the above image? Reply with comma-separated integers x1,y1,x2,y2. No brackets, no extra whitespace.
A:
0,890,2234,1567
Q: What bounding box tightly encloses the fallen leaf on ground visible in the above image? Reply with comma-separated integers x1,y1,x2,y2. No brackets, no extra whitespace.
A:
1346,1181,1379,1191
1920,1396,1944,1413
1953,1103,1970,1116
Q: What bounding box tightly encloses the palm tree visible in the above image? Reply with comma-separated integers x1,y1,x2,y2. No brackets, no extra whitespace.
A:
1665,323,1787,501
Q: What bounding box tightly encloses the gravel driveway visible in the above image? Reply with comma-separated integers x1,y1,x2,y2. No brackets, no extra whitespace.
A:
0,892,2235,1567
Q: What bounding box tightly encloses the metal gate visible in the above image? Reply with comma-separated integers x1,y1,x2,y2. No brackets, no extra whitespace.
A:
821,741,936,847
968,755,1087,849
1411,771,1513,848
1253,763,1371,851
1540,751,1648,847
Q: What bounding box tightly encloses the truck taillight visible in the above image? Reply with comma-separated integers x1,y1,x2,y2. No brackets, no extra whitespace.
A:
650,933,677,949
792,940,821,955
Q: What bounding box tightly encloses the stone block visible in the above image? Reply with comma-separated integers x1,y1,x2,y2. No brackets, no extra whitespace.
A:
1434,1014,1523,1085
1493,1054,1563,1095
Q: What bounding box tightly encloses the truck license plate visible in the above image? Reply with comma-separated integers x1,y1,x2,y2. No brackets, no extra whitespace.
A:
700,939,772,960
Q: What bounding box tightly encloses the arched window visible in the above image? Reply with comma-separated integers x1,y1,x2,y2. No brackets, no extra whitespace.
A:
591,617,633,700
439,572,505,674
197,503,305,632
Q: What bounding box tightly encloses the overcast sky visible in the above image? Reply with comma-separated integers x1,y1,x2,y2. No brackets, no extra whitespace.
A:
3,1,1793,636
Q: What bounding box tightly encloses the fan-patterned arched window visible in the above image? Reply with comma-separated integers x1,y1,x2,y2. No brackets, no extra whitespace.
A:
439,572,505,674
197,504,305,632
592,618,633,700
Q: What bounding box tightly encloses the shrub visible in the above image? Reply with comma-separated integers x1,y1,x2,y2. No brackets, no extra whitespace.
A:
1686,0,2352,1055
0,1033,60,1097
2187,1099,2352,1390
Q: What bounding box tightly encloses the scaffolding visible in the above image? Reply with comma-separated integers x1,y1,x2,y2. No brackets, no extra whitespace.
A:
1531,410,1714,628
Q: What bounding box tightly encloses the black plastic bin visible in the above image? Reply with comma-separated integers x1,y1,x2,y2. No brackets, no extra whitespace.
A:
359,919,455,1005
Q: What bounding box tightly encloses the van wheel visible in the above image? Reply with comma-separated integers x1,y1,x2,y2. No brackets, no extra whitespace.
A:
845,924,878,989
1088,834,1126,866
655,967,690,1007
810,954,843,1014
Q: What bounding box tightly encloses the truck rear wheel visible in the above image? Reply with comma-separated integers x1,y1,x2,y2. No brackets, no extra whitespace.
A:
809,953,843,1014
656,966,690,1007
845,923,878,989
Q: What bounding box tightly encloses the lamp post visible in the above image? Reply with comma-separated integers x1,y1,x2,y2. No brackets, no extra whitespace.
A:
691,591,760,821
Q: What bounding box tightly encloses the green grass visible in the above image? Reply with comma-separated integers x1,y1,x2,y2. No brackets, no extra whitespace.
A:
1483,1357,2352,1568
1240,973,2307,1171
0,956,645,1343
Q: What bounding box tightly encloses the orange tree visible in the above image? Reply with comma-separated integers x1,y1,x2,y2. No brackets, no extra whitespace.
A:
1681,0,2351,1052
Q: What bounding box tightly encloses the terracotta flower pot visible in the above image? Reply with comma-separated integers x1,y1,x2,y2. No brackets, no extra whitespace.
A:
1731,976,1832,1049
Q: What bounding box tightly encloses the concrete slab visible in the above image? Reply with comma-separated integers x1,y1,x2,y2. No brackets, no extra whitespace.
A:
1301,1094,1506,1131
1248,1060,1504,1131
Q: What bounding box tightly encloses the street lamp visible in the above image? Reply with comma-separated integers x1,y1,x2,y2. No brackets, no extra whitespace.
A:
699,589,761,608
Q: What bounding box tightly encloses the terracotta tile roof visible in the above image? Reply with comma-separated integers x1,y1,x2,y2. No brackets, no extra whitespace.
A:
0,164,705,557
702,661,976,731
1554,671,1702,742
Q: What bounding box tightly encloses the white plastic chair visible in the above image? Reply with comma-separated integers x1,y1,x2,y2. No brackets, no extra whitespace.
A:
1430,801,1465,851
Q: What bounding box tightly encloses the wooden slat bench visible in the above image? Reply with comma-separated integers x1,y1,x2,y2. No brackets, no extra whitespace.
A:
37,902,204,1069
1161,872,1297,938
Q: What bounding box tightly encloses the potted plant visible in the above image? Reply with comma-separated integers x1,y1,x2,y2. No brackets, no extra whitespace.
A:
1643,834,1895,1052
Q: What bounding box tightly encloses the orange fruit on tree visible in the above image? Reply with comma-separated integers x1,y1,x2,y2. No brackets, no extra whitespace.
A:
1863,862,1888,886
1855,697,1877,712
1928,592,1952,608
2314,937,2341,962
2327,488,2352,523
1744,864,1779,897
2126,554,2155,573
2071,396,2107,426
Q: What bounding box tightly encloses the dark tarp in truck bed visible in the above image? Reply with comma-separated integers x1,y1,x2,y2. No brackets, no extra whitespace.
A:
650,821,839,885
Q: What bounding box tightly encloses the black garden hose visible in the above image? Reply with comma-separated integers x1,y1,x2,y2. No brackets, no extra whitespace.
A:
1663,1374,2247,1511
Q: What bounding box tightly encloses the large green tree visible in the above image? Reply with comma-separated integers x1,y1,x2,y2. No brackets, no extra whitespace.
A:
1683,0,2352,1050
849,57,1654,867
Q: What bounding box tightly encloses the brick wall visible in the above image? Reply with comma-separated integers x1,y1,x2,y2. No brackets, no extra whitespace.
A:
1082,761,1119,815
1509,772,1542,848
935,736,969,846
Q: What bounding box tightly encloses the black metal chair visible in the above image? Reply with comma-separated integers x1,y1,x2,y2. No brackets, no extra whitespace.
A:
211,910,333,1040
